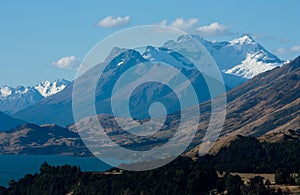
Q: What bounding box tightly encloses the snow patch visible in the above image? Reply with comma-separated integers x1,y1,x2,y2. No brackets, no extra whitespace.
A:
142,46,195,70
34,79,70,97
229,35,255,46
117,61,124,66
225,52,281,79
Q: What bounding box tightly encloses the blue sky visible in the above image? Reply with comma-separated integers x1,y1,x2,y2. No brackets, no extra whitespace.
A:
0,0,299,86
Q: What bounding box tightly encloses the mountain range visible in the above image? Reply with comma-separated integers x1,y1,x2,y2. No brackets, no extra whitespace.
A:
12,35,283,126
2,55,297,157
0,79,70,114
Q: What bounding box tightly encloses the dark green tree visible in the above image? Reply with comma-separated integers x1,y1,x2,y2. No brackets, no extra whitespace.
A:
241,176,267,195
225,174,244,195
275,169,295,185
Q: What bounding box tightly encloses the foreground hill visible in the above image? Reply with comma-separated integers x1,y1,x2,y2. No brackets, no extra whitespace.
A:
0,123,89,156
189,56,300,155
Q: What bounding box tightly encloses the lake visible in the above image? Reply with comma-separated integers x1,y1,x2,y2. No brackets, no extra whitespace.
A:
0,155,113,187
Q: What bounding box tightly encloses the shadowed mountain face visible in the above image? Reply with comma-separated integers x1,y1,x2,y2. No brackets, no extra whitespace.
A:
188,56,300,155
13,48,225,126
0,111,26,131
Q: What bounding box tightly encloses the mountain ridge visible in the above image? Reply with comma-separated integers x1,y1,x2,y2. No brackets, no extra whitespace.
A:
13,35,283,126
0,79,70,114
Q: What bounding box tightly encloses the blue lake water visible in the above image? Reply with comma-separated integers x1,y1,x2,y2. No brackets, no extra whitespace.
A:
0,155,113,187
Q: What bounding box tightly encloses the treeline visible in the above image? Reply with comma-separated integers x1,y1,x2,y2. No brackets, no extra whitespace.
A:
0,158,287,195
0,157,218,195
199,135,300,173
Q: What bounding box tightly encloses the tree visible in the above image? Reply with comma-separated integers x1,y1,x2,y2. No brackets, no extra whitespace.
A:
225,174,244,195
241,176,267,195
265,179,271,187
0,186,8,195
275,169,295,185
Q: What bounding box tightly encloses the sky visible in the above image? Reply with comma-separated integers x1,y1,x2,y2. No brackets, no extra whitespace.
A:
0,0,299,87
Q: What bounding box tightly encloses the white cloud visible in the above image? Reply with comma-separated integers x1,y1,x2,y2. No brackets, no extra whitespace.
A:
280,38,290,44
169,18,198,30
275,48,287,55
158,19,167,26
290,45,300,52
275,45,300,56
158,19,232,36
52,56,81,70
197,22,232,36
98,16,130,28
157,18,198,31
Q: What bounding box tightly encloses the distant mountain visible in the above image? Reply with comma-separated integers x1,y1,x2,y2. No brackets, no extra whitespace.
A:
13,35,282,126
188,56,300,156
15,48,223,126
0,123,90,156
165,35,282,84
34,79,70,97
197,35,283,78
0,79,70,114
0,111,25,131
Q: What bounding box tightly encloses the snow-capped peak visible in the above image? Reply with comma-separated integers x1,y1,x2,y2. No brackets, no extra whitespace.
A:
162,34,283,80
230,35,256,45
0,79,70,114
224,51,281,79
34,79,70,97
0,79,70,99
0,86,33,99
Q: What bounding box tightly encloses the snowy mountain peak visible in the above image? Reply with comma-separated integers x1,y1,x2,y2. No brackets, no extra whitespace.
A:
34,79,70,97
224,51,281,79
230,35,256,45
170,34,283,78
0,79,70,114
